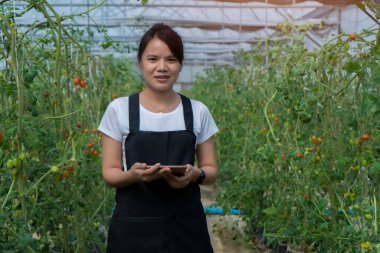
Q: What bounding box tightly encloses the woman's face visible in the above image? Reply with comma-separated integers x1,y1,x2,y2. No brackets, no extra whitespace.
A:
139,37,182,92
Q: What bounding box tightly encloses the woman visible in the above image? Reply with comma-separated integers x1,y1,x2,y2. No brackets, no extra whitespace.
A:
98,23,218,253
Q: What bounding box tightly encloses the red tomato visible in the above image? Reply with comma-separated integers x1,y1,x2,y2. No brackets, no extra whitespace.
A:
349,34,356,41
76,123,81,129
296,153,303,159
43,92,49,98
274,116,279,125
79,80,86,88
361,53,367,59
87,143,94,149
92,128,97,134
68,164,75,171
63,170,71,179
0,131,4,144
64,130,69,140
73,77,81,86
362,134,370,141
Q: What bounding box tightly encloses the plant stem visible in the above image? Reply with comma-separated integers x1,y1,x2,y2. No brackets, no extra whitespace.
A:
1,179,15,210
264,89,283,146
9,22,23,152
373,193,378,236
70,0,108,17
24,169,52,195
24,109,82,129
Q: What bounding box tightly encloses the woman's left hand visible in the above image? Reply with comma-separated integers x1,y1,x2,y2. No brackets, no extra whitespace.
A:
164,164,201,189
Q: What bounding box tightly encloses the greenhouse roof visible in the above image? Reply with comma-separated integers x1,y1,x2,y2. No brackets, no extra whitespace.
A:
9,0,377,85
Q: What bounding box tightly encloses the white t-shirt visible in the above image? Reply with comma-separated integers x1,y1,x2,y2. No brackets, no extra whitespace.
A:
98,95,218,146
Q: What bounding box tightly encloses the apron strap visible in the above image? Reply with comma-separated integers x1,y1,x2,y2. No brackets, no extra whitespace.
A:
180,94,193,132
128,93,140,132
129,92,193,132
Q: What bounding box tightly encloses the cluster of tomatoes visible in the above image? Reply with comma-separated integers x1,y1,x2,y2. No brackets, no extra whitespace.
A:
80,127,100,158
311,135,323,146
85,140,99,158
51,163,76,181
267,108,280,125
282,135,324,161
358,134,370,143
73,77,87,88
62,164,76,179
348,33,368,59
6,153,27,179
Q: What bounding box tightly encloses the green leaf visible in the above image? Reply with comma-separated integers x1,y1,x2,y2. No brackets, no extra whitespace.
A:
372,65,380,85
319,199,328,209
102,41,113,49
369,163,380,176
337,157,352,167
344,61,361,74
142,0,149,5
343,224,356,234
356,1,366,11
263,206,277,216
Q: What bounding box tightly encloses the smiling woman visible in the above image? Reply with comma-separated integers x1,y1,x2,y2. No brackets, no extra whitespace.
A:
98,23,219,253
139,37,182,101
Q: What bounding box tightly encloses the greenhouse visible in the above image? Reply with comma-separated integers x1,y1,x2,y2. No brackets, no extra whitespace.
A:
0,0,379,252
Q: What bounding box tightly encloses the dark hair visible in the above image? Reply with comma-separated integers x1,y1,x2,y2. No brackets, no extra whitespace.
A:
137,23,184,65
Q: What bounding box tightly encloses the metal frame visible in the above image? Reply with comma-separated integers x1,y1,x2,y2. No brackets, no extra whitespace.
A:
10,0,373,84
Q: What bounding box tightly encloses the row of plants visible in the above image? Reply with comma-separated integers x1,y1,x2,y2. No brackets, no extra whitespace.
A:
1,0,379,252
186,5,380,252
1,1,142,252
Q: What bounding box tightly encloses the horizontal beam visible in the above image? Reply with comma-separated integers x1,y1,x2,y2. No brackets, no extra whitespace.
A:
14,18,337,31
11,2,340,9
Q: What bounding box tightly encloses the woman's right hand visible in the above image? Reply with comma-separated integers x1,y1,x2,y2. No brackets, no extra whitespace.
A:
129,163,170,183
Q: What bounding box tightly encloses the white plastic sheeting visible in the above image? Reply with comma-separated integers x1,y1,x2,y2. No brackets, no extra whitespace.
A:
10,0,378,86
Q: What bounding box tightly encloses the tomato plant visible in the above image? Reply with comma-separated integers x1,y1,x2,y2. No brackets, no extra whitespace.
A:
186,19,380,251
0,2,143,252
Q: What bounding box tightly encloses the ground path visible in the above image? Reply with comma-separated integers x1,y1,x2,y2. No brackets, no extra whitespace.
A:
200,184,267,253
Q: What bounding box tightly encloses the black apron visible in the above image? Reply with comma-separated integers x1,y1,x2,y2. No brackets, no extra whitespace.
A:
106,93,213,253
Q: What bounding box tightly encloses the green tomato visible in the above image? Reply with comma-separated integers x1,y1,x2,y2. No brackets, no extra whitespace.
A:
18,152,26,161
50,165,60,174
11,159,19,169
364,214,373,221
6,159,13,169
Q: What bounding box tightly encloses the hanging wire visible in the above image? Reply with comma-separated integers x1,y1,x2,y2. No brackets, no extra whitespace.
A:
239,2,242,52
265,0,268,54
11,0,21,84
87,0,91,54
